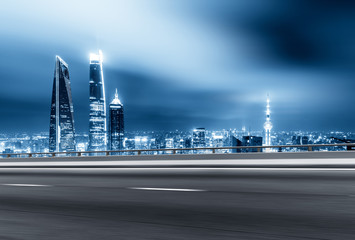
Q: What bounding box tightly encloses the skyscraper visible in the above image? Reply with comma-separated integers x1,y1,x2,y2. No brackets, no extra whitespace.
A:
193,128,206,148
263,95,273,146
239,136,263,152
109,89,124,151
88,50,107,151
49,56,76,152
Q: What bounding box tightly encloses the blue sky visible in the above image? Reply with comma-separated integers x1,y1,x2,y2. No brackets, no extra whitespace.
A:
0,0,355,133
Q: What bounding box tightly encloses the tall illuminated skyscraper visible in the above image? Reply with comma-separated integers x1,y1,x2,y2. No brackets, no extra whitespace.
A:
109,89,124,150
49,56,76,152
88,50,107,151
263,95,273,146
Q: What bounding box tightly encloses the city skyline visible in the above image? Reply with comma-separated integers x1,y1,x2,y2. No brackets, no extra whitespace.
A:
2,3,355,240
1,1,355,133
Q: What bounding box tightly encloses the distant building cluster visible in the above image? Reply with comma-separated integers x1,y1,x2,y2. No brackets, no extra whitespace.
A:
0,130,353,155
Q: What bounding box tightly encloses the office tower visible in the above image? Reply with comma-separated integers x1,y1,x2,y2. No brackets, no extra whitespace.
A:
193,128,206,148
109,89,124,150
165,138,174,148
49,56,76,152
135,136,149,150
292,136,309,145
229,135,239,153
125,138,135,151
185,138,192,148
212,132,224,148
264,95,273,146
156,136,166,149
88,50,107,151
301,136,309,145
239,136,263,152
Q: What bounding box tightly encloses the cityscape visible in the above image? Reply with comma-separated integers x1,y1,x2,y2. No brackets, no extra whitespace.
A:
1,1,355,240
1,50,353,156
1,2,355,156
1,129,354,155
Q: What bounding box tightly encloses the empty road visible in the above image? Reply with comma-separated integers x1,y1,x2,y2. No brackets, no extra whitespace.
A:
0,167,355,239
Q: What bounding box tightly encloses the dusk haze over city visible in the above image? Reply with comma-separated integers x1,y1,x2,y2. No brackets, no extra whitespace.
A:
1,1,355,240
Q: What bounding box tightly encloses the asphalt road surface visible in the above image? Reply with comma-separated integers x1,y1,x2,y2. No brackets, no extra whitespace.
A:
1,168,355,240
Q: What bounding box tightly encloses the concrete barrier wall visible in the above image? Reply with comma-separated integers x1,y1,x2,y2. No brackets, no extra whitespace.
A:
1,151,355,163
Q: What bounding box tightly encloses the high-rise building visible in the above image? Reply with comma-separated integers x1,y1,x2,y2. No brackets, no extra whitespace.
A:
193,128,206,148
88,50,107,151
292,136,309,145
237,136,263,152
212,132,224,148
264,95,273,146
49,56,76,152
109,89,124,150
229,135,239,153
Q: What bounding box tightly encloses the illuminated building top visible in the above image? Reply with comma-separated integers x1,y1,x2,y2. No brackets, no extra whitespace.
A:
110,89,122,106
90,50,103,64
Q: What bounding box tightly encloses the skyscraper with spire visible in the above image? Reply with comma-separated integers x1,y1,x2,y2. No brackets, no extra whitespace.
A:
49,56,76,152
263,95,273,146
109,89,124,151
88,50,107,151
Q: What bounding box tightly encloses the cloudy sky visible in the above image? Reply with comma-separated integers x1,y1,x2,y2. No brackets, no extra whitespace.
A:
0,0,355,133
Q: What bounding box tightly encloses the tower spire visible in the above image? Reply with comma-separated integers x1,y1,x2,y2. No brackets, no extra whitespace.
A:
263,94,273,147
111,88,122,105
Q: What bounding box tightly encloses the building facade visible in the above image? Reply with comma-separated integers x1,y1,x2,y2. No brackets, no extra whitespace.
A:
49,56,76,152
193,128,206,148
292,136,309,145
109,89,124,150
237,136,263,152
88,50,107,151
229,135,239,153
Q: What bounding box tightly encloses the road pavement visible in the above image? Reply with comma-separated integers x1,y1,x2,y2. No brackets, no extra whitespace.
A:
0,168,355,239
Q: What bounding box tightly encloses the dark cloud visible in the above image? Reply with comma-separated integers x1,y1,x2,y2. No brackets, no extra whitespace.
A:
247,1,355,67
0,96,49,133
190,0,355,67
1,0,355,133
105,68,250,131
